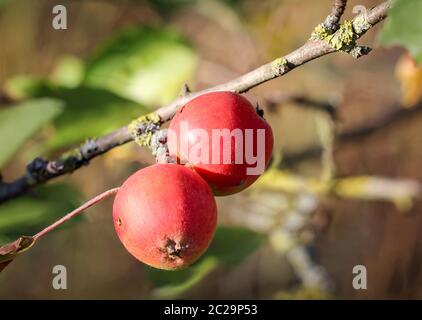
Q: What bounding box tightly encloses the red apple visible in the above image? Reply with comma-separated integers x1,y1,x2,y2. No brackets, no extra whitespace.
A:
113,163,217,270
168,91,274,196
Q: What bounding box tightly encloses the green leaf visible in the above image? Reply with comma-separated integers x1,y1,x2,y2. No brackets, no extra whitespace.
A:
0,184,82,240
206,226,265,266
147,226,265,298
149,257,219,298
42,85,149,148
146,0,196,14
50,55,85,88
84,26,197,106
4,75,45,100
0,98,64,168
379,0,422,63
4,78,149,148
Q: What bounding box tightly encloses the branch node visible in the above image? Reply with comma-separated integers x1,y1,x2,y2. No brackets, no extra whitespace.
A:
80,139,99,158
25,157,49,184
349,46,372,59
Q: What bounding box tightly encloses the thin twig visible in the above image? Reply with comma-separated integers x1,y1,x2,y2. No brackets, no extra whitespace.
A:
0,1,392,204
265,93,338,119
281,101,422,166
324,0,348,32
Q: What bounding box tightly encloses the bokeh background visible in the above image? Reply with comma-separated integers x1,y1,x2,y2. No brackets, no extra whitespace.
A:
0,0,421,299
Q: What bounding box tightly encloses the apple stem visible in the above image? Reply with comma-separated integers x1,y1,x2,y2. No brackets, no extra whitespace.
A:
151,129,176,164
33,187,120,241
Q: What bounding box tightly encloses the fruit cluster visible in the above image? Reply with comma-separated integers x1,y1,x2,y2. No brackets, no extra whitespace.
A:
113,92,274,270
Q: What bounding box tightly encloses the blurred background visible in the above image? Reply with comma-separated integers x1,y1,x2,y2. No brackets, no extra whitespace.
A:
0,0,421,299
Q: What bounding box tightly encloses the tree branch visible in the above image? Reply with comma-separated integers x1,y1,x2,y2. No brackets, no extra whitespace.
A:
0,1,392,204
265,92,338,119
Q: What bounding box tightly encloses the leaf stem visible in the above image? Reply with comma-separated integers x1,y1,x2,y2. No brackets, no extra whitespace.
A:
33,187,120,241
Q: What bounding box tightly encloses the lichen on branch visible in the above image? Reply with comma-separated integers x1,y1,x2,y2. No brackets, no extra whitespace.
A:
128,113,174,163
311,18,373,58
128,112,161,148
271,57,289,76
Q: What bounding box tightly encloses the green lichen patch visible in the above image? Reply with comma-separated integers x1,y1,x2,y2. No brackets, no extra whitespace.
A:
326,20,357,51
129,112,161,148
310,19,371,58
271,57,289,75
310,23,332,41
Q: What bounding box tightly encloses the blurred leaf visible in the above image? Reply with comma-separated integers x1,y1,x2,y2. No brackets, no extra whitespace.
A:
0,184,82,240
206,226,265,266
335,176,420,211
254,168,421,210
147,226,265,298
4,78,149,148
4,75,50,101
149,257,219,298
43,86,149,148
379,0,422,63
220,0,244,9
84,26,197,106
145,0,242,15
0,98,64,168
0,0,8,10
146,0,196,14
395,53,422,107
50,55,85,88
253,168,327,194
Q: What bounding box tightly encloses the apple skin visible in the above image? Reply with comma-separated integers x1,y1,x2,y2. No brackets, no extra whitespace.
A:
168,91,274,196
113,163,217,270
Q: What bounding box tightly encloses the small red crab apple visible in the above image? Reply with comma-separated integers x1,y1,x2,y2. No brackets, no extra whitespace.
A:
113,163,217,270
168,91,274,196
